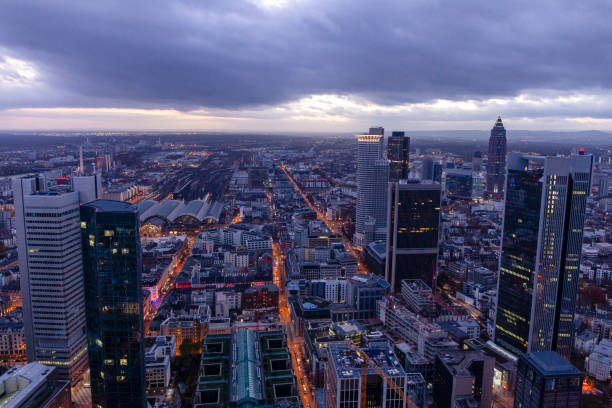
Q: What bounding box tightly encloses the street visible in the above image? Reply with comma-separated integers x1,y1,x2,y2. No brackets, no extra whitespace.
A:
281,165,368,273
272,221,316,408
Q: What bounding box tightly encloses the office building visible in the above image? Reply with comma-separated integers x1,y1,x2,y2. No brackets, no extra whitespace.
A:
81,200,146,407
193,329,300,407
514,352,583,408
326,341,410,408
0,362,72,408
473,151,483,171
421,156,434,181
486,115,507,199
387,131,410,182
354,129,389,246
494,154,592,358
12,174,101,385
401,279,432,315
377,297,458,360
386,180,441,291
432,350,494,408
345,274,390,319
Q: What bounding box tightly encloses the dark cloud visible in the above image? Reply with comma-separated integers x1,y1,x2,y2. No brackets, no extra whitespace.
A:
1,0,612,110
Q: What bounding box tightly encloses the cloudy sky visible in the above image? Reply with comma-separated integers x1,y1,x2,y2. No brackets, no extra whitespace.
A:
1,0,612,132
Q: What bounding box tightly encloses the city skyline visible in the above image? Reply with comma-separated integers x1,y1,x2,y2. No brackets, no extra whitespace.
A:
1,1,611,406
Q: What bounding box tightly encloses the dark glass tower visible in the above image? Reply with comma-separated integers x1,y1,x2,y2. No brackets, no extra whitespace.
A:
385,180,441,291
494,154,592,358
486,116,507,199
514,352,583,408
387,131,410,182
80,200,145,407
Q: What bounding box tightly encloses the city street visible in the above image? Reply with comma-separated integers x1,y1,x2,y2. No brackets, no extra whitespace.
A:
272,229,316,408
281,165,368,273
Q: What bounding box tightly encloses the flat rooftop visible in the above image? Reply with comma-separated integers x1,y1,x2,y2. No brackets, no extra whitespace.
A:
329,342,405,380
83,199,136,213
522,351,582,376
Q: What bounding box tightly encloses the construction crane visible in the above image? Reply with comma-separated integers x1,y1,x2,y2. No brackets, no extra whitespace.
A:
344,340,419,408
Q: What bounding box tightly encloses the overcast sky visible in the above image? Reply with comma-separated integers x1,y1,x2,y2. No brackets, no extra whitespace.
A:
1,0,612,132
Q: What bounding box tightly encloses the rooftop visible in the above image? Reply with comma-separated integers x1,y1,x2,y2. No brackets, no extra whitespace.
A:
83,199,136,213
522,352,582,376
328,342,405,379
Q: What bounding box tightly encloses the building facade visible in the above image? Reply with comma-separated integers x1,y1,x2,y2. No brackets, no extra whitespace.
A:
12,175,101,385
494,154,592,358
432,350,494,408
81,200,146,407
0,363,72,407
514,352,583,408
326,341,409,408
386,180,441,291
354,129,389,246
486,116,507,199
387,131,410,182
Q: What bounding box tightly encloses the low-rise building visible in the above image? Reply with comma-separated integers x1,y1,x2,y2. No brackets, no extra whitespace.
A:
193,329,300,407
585,338,612,381
433,350,494,408
145,336,176,397
160,316,205,353
0,362,71,407
401,279,431,314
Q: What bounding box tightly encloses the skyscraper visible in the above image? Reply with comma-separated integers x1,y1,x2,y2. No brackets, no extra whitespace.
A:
486,116,507,199
12,174,101,385
386,180,441,291
387,131,410,182
494,153,592,358
421,156,434,181
81,200,146,407
354,128,389,246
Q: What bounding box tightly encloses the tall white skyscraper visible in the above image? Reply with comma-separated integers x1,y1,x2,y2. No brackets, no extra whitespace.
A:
354,128,389,246
12,174,102,385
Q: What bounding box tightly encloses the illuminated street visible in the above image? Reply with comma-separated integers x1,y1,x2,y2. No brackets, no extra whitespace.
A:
272,224,316,408
144,234,195,335
281,165,368,273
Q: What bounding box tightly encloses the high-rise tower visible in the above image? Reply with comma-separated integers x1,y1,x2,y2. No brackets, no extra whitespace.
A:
81,200,146,407
494,153,592,358
12,174,101,385
385,180,441,291
486,116,507,199
354,128,389,246
387,131,410,182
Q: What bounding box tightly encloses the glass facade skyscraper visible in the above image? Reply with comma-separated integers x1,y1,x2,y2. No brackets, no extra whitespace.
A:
80,200,145,407
494,153,592,359
387,131,410,182
385,180,441,291
486,116,507,199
